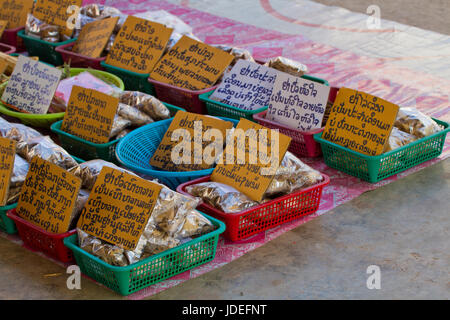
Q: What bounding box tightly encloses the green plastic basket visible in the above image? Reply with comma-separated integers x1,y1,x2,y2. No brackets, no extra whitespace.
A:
314,118,450,183
64,212,225,296
0,68,124,128
100,61,155,95
0,202,18,234
200,74,330,121
18,29,76,65
50,103,184,163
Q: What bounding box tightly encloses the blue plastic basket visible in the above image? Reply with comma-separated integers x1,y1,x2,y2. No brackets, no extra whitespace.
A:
115,117,239,190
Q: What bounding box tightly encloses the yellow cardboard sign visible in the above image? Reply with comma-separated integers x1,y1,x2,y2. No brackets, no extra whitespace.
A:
105,16,173,74
0,58,7,75
0,20,7,38
72,17,118,58
77,166,163,251
0,137,16,206
321,87,399,156
32,0,83,37
16,156,82,234
211,118,291,202
61,86,119,144
150,111,234,171
150,35,234,91
0,0,34,29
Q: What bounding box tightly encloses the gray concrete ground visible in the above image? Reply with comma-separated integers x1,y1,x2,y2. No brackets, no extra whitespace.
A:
0,159,448,299
314,0,450,35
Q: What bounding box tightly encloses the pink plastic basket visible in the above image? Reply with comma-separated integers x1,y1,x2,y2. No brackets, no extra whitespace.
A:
148,78,217,114
56,42,106,70
253,86,340,158
1,26,25,52
0,42,16,54
177,174,330,241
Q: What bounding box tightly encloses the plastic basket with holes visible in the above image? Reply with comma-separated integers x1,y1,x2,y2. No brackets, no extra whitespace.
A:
7,209,76,263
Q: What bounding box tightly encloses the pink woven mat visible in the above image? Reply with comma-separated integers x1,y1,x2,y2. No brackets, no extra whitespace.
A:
5,0,449,299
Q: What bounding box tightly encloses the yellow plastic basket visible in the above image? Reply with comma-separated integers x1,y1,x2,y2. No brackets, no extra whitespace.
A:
0,68,124,128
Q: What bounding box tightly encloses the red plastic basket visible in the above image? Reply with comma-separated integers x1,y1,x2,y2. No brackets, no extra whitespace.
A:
148,78,217,114
6,209,76,263
253,86,340,158
177,174,330,241
1,26,25,52
0,42,16,54
55,42,106,70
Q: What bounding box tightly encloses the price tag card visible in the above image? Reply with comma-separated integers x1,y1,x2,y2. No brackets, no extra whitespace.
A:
32,0,82,37
61,86,119,144
0,137,16,206
0,58,7,75
16,156,82,234
211,118,291,202
150,111,234,171
105,16,173,74
1,55,62,114
267,73,331,131
77,167,162,251
150,35,234,91
0,20,7,38
210,60,279,111
72,17,119,58
0,0,34,29
322,87,400,156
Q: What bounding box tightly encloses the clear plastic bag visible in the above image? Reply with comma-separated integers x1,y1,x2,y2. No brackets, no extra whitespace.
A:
385,127,418,152
69,159,137,191
186,182,258,213
117,103,154,127
6,155,29,205
77,183,212,266
265,151,323,198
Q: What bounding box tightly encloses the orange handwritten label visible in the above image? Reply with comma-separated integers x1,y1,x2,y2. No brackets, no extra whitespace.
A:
0,137,16,206
16,156,81,234
0,0,34,29
72,17,118,58
106,16,173,74
322,87,399,156
211,118,291,202
150,35,234,91
77,166,162,251
61,86,119,144
150,111,234,171
33,0,83,37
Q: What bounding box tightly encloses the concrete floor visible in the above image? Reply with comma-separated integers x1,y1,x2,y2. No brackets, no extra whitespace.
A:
0,158,448,299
